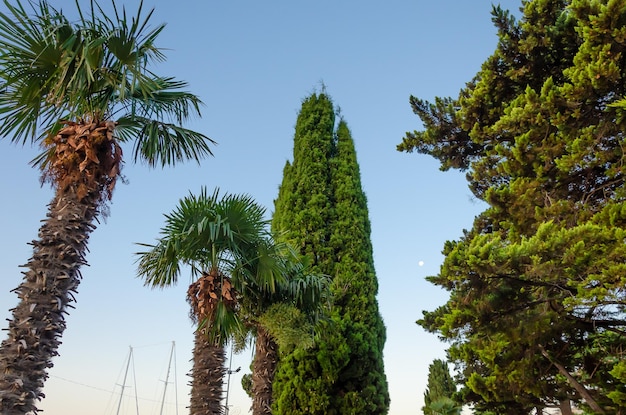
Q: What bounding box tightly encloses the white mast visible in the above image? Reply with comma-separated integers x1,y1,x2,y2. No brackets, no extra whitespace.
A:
159,341,177,415
116,346,134,415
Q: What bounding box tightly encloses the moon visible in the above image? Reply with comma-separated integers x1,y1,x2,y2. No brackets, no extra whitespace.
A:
418,260,424,267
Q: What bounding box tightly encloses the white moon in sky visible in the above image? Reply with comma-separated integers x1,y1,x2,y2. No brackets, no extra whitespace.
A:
418,260,424,267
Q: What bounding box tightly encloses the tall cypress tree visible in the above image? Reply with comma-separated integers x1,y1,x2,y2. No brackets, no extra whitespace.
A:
272,92,389,415
272,93,335,270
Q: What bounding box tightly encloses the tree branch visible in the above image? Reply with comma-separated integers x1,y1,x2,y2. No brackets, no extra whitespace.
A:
538,344,605,414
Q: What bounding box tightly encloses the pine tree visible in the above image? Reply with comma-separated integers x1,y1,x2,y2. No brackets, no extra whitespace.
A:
400,0,626,413
272,92,389,415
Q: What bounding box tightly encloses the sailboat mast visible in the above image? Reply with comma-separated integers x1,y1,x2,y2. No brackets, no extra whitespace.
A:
159,341,175,415
116,346,133,415
173,342,179,415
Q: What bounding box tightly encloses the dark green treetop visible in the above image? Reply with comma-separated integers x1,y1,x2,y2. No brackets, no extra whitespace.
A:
272,93,335,273
272,92,389,415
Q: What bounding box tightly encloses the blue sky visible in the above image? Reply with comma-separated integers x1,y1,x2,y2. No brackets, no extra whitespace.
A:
0,1,521,414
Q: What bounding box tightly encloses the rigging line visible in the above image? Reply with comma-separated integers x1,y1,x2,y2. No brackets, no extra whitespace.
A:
50,373,184,407
108,345,136,415
49,374,112,394
50,342,186,413
131,340,174,349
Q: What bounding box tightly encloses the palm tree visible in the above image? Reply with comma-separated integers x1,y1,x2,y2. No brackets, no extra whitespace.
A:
136,188,281,415
428,397,462,415
0,1,215,413
238,250,329,415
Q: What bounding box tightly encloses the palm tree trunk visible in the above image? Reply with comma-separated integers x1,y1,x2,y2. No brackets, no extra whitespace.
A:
189,328,226,415
0,120,118,414
252,326,278,415
0,188,99,415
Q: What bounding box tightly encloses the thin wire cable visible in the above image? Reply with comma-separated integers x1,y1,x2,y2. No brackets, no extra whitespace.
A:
51,373,184,407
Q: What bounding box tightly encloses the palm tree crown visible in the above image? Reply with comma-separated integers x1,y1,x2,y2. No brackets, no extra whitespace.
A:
0,0,214,173
137,187,272,343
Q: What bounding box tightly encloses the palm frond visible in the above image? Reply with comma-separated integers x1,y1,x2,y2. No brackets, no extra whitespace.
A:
112,76,194,116
0,0,68,143
135,240,183,288
287,272,331,312
258,303,316,353
198,300,244,346
136,188,270,286
0,0,214,167
117,115,214,167
235,238,294,297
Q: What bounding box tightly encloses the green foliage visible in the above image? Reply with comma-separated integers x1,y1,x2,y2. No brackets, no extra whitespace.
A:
272,92,389,414
428,397,461,415
401,0,626,413
0,0,214,167
608,360,626,407
272,93,336,273
257,303,316,354
423,359,458,415
237,238,331,353
242,372,253,398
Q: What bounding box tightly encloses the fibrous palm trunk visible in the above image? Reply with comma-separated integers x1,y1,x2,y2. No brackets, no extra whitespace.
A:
251,326,278,415
0,188,99,414
189,328,226,415
0,120,119,414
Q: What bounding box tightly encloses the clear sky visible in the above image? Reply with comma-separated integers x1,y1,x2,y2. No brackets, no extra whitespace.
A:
0,1,521,414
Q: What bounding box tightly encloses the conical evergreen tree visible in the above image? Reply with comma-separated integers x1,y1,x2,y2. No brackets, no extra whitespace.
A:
423,359,457,415
272,92,389,415
272,93,335,270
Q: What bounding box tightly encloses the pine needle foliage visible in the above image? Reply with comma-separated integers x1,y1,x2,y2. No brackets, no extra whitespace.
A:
401,1,626,413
